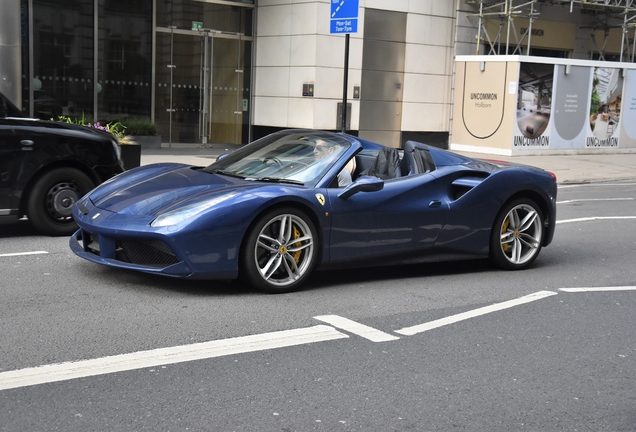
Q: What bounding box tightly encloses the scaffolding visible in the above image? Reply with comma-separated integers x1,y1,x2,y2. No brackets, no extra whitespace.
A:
467,0,636,61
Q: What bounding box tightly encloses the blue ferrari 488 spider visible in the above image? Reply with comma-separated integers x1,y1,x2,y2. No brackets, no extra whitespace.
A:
70,129,557,293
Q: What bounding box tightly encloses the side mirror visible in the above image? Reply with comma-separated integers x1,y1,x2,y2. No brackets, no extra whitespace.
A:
216,153,230,161
337,176,384,200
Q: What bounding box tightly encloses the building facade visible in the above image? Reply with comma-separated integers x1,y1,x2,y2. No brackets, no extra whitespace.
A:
4,0,254,146
1,0,634,149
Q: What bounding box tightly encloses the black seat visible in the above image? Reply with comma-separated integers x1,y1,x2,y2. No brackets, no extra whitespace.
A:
403,141,436,175
363,147,402,180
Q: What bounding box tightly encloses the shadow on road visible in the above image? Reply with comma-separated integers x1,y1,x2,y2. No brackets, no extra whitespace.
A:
74,257,501,297
0,220,41,238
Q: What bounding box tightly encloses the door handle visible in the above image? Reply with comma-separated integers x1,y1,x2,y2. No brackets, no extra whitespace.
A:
21,140,34,146
428,200,442,208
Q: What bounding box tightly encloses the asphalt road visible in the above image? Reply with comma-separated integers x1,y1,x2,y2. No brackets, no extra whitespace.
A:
1,181,635,431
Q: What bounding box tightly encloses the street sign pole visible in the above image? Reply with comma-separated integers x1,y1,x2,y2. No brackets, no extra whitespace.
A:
330,0,359,133
341,33,349,133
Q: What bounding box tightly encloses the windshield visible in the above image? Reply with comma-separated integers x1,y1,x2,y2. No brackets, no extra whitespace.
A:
204,131,352,185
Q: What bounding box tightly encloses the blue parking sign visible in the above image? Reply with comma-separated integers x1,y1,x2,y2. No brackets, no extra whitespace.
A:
331,0,359,19
330,0,359,34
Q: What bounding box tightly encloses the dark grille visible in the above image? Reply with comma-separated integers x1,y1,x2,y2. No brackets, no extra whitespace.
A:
115,239,180,268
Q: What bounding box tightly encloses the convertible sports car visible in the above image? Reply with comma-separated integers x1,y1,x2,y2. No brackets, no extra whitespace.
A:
70,129,557,293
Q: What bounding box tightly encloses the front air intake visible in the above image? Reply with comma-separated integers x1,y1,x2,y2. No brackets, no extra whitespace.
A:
115,239,179,268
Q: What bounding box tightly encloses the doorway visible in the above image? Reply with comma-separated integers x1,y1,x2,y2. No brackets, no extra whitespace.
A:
155,29,250,146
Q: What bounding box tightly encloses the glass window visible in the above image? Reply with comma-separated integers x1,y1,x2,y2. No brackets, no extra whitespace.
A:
97,0,153,121
31,0,94,120
157,1,253,36
26,0,152,121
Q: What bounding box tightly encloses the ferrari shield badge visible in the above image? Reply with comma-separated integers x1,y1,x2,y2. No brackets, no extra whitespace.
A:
315,193,325,206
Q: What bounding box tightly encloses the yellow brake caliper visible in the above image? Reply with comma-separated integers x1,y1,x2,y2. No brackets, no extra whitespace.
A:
291,225,302,263
502,218,510,252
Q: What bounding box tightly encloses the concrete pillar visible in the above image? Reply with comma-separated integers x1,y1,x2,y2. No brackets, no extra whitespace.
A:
0,0,22,108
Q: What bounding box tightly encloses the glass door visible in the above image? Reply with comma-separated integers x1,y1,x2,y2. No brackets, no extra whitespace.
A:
208,37,245,145
155,30,248,146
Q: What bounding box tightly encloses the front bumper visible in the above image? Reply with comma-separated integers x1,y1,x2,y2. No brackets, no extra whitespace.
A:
70,196,242,280
70,228,193,277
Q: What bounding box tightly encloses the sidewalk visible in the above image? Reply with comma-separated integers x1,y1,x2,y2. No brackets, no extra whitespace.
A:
457,151,636,184
140,144,636,184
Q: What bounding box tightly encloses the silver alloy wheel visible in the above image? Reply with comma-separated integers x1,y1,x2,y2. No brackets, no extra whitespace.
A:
499,203,543,265
253,213,315,287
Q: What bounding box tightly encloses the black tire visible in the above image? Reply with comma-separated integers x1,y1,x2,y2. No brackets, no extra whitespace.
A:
490,198,544,270
27,168,95,236
240,207,318,293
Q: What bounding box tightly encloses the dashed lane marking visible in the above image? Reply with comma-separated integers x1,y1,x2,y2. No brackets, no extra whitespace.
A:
557,198,634,204
560,286,636,292
314,315,400,342
0,325,348,391
395,291,558,336
0,251,48,257
557,216,636,224
560,183,636,189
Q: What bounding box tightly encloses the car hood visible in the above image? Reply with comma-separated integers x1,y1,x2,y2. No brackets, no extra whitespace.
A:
87,163,261,216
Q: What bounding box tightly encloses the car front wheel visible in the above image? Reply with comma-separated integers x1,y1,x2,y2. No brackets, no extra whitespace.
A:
490,198,544,270
241,207,318,293
27,167,94,236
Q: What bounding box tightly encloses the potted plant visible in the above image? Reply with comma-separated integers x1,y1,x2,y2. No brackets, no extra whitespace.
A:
119,117,160,149
89,120,142,170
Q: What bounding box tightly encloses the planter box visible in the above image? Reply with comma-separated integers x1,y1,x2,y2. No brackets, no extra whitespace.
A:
120,144,141,170
132,135,161,149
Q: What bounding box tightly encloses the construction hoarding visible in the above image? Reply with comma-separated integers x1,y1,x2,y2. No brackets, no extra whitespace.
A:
452,55,636,155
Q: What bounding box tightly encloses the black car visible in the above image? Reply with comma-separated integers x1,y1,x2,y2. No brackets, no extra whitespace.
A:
0,92,124,236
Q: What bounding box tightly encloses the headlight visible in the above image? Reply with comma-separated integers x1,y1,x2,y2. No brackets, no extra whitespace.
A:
150,192,239,227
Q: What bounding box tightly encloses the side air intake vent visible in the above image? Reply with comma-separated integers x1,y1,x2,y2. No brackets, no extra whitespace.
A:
450,175,489,200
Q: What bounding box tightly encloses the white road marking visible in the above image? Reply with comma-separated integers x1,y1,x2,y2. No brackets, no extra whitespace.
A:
395,291,558,336
314,315,400,342
558,198,634,204
0,251,48,257
560,286,636,292
4,284,632,391
0,325,348,391
557,216,636,224
560,182,636,189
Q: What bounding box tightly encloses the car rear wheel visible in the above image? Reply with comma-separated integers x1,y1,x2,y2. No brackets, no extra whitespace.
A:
27,167,94,236
241,207,318,293
490,198,544,270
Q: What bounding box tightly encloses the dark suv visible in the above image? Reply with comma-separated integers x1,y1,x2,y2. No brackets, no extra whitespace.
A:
0,92,124,236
